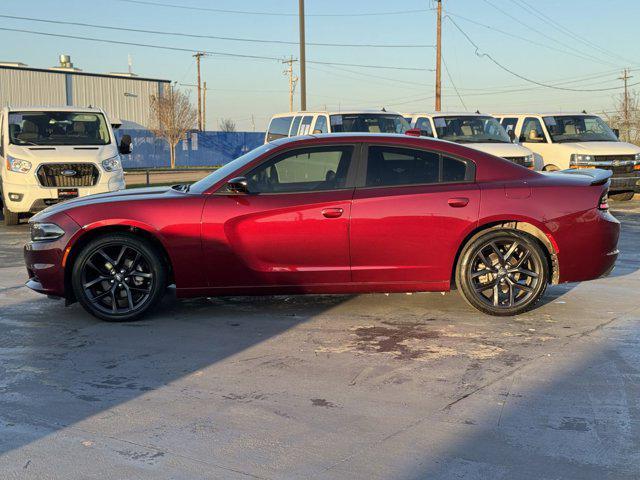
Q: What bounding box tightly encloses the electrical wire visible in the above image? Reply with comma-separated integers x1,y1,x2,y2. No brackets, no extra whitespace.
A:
117,0,429,17
441,55,468,110
0,27,431,71
0,14,435,49
446,17,640,92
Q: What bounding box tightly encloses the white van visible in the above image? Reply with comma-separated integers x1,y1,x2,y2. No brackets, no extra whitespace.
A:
265,109,409,143
494,112,640,200
0,106,130,225
404,112,536,169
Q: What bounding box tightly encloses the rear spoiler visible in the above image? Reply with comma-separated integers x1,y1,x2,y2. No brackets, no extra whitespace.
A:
554,168,613,186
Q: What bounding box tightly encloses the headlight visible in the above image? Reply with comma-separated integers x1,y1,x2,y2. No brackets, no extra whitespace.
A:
570,154,594,166
635,153,640,161
102,156,122,172
524,154,534,164
7,156,32,173
30,223,65,242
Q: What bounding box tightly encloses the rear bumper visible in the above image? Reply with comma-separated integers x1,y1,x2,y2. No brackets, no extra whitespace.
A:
556,209,621,283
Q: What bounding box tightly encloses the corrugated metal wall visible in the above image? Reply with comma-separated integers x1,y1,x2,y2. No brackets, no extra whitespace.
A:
72,75,162,127
0,68,66,106
0,67,166,127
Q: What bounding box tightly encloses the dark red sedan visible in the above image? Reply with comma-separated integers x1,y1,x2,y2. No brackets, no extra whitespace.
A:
24,134,619,321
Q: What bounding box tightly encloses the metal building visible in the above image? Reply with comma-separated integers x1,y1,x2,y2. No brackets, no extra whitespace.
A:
0,56,170,128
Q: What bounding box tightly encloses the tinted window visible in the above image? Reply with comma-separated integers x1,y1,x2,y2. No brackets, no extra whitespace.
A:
8,111,111,146
290,116,303,136
365,146,471,187
313,116,328,134
299,115,313,135
266,116,293,142
245,146,353,193
500,117,518,134
520,117,546,143
415,117,434,137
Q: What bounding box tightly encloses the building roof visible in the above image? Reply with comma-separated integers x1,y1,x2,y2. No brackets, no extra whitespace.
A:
0,63,170,83
3,105,106,113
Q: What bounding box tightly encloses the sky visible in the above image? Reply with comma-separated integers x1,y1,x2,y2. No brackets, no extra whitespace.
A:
0,0,638,131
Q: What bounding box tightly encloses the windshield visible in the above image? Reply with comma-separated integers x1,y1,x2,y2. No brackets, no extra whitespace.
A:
189,143,275,194
543,115,618,143
433,116,511,143
329,114,409,134
8,111,112,146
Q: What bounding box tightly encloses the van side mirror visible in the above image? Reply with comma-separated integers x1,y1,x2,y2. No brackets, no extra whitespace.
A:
507,129,516,143
118,134,132,155
612,128,620,138
227,176,248,193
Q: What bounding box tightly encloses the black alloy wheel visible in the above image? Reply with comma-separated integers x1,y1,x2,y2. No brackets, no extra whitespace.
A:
72,233,167,321
456,230,549,316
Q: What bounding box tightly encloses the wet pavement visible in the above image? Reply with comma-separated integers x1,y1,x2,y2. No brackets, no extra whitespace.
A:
0,201,639,479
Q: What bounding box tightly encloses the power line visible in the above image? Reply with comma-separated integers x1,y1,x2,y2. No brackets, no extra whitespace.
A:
0,27,430,71
441,55,468,110
117,0,429,17
0,14,435,49
446,17,640,93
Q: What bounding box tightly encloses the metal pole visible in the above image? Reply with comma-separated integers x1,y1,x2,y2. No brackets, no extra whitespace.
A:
298,0,307,111
194,52,203,131
203,81,207,131
435,0,442,112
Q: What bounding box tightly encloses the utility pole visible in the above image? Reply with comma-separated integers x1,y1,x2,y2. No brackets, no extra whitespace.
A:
435,0,443,112
620,68,633,141
298,0,307,111
202,81,207,131
283,56,299,112
193,52,205,131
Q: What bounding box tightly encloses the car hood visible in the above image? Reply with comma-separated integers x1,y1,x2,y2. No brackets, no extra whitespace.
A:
6,144,119,163
31,186,173,222
464,142,532,158
561,141,640,155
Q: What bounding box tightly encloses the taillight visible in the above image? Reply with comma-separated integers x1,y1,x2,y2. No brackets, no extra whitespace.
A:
598,191,609,211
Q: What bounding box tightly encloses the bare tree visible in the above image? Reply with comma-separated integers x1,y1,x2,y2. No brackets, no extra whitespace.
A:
149,86,197,168
604,90,640,145
218,118,237,132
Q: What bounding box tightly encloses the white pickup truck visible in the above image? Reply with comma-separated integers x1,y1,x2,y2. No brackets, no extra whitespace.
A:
0,106,130,225
494,112,640,201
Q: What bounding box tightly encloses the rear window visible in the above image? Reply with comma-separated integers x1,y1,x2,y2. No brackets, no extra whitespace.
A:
266,116,293,142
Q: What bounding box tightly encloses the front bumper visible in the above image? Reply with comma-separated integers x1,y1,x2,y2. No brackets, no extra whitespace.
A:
610,174,640,193
3,173,125,214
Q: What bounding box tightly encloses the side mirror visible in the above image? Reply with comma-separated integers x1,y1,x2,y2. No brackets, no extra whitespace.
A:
613,128,620,138
118,134,132,155
507,129,516,143
227,176,248,193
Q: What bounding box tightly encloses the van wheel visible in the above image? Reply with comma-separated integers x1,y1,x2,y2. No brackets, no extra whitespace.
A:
543,164,560,171
610,191,635,202
456,230,549,316
2,207,20,226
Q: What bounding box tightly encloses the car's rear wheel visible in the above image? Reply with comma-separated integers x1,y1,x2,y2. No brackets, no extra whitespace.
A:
610,191,635,202
456,230,549,316
71,233,167,321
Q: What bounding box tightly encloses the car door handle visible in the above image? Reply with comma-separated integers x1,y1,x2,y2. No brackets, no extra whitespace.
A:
448,197,469,208
322,208,344,218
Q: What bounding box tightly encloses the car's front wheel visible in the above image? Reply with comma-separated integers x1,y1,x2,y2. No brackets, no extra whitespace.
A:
71,233,167,321
456,230,549,316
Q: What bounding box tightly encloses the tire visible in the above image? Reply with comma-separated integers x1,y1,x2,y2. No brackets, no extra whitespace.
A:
610,191,635,202
71,233,167,321
456,230,549,316
2,206,20,226
543,164,560,172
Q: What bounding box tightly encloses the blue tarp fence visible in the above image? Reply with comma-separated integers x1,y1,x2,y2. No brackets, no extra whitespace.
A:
116,129,265,169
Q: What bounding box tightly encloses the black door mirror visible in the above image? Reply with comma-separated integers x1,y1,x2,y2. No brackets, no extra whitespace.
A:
118,134,132,155
612,128,620,138
507,129,516,143
227,176,248,193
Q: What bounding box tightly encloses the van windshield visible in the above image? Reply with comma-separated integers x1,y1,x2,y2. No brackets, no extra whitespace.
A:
433,116,511,143
8,111,111,146
543,115,618,143
329,114,409,134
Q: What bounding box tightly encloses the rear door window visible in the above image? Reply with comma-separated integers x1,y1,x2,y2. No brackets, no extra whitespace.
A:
415,117,434,137
266,116,293,142
290,116,303,136
313,116,328,134
299,115,314,135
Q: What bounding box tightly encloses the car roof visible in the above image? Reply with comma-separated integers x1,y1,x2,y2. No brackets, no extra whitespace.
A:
4,105,104,113
493,112,596,117
270,109,404,118
404,112,491,117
